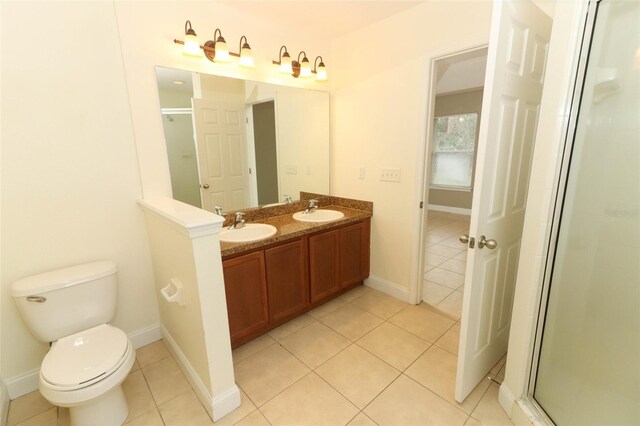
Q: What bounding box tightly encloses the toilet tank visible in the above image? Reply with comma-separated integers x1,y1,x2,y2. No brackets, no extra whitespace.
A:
11,261,118,343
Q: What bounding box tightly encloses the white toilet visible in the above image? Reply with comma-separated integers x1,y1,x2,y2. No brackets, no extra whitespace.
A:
11,261,135,426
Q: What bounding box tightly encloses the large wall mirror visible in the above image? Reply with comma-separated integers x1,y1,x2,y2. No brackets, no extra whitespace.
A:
155,66,330,212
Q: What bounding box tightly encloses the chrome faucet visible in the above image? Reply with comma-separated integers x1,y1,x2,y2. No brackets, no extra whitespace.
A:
303,199,319,214
284,195,293,204
229,212,246,229
213,205,224,216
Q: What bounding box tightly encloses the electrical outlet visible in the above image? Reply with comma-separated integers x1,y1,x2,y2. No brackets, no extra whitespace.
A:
286,165,297,175
359,166,365,179
380,168,401,182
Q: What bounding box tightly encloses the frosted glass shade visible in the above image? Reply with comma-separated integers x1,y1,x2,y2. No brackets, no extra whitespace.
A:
183,34,202,57
239,46,254,67
280,55,293,73
316,64,328,81
300,60,312,78
214,40,231,62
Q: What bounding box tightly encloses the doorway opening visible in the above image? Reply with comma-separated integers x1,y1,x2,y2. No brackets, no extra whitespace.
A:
421,47,487,320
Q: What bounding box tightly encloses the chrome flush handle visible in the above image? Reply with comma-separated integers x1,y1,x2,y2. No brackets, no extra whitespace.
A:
27,296,47,303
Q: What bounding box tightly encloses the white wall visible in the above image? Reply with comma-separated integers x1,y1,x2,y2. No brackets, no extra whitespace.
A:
0,1,159,384
330,1,492,295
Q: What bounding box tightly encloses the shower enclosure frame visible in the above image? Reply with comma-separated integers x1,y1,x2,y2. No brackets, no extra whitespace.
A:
523,0,608,423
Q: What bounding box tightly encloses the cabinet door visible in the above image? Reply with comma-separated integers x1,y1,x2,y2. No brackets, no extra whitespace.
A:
265,239,309,323
222,251,269,344
309,229,340,303
339,219,371,287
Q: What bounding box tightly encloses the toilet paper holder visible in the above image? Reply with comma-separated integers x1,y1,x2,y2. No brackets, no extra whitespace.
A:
161,278,186,306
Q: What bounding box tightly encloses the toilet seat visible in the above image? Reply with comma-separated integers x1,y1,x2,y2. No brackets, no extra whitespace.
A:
41,324,128,391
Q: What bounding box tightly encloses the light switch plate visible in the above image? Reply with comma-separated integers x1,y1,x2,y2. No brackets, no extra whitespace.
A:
286,165,297,175
380,168,401,182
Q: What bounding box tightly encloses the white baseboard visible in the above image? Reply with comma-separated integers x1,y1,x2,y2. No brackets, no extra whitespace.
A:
1,381,9,426
498,383,515,417
427,204,472,215
160,325,240,422
365,275,410,303
4,369,39,400
4,323,162,400
129,323,162,349
160,325,213,417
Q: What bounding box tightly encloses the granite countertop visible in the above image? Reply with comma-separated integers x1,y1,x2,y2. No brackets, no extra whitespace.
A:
220,205,371,257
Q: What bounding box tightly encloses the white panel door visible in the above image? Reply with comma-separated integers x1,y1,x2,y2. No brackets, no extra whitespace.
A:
192,98,249,212
455,0,551,401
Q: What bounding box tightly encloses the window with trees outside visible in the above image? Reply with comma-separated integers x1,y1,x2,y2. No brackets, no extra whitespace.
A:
430,113,478,189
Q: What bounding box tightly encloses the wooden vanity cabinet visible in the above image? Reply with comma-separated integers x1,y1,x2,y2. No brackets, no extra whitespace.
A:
309,230,341,303
339,220,370,288
222,252,269,344
265,239,310,323
223,218,370,347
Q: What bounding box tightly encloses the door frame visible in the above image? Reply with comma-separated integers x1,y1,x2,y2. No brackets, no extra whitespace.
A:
410,43,489,305
524,0,599,421
244,98,281,207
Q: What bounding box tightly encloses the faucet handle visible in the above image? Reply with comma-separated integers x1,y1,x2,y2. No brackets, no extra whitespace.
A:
284,195,293,204
214,205,224,216
309,199,318,208
235,211,245,221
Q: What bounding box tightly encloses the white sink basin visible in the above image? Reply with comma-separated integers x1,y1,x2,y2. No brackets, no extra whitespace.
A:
293,209,345,223
219,223,277,243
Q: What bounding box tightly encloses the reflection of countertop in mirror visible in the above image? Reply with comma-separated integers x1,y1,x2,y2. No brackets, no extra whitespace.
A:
220,205,371,257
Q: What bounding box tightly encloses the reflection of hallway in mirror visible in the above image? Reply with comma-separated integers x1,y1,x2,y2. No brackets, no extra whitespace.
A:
422,210,470,320
251,101,279,205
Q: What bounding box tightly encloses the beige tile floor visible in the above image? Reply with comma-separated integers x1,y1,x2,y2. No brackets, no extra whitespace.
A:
8,287,510,426
423,210,472,319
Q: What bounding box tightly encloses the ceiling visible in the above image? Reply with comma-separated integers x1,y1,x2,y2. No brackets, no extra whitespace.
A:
222,1,424,40
156,67,193,95
435,48,488,95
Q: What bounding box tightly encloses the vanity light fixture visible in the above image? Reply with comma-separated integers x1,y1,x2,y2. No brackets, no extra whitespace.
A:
182,20,202,57
273,46,328,80
204,29,231,62
238,36,255,67
313,56,328,81
296,51,313,78
273,46,293,74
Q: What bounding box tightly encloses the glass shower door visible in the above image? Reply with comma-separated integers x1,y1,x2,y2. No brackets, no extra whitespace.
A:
533,0,640,424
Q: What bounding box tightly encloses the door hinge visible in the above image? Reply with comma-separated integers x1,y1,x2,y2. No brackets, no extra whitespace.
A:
245,117,248,123
419,201,424,209
249,168,252,174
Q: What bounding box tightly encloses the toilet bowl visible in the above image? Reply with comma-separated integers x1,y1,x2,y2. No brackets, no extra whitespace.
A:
11,261,136,426
40,324,135,425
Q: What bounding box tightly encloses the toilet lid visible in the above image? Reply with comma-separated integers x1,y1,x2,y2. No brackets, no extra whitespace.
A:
41,324,128,388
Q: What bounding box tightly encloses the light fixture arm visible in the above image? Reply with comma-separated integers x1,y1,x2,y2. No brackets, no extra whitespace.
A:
213,28,223,44
185,20,196,36
239,35,249,51
297,51,308,63
278,45,289,62
313,56,324,72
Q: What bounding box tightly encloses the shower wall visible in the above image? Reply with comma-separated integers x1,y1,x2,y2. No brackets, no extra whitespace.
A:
533,1,640,424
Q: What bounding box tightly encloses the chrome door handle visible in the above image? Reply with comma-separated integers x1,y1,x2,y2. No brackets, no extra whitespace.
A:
201,184,210,189
459,234,470,244
478,235,497,249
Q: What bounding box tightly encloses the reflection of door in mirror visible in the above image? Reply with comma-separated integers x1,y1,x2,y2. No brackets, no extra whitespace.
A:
250,101,279,205
192,98,250,212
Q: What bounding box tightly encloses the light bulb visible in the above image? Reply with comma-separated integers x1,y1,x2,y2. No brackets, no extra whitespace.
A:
183,21,202,57
239,43,255,67
299,57,312,78
280,53,293,74
315,63,328,81
214,36,231,62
